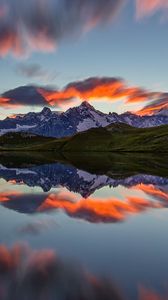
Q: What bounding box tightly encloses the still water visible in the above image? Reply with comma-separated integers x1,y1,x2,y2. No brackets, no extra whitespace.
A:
0,153,168,299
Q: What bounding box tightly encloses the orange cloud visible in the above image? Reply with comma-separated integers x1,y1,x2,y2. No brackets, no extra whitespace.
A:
136,0,168,19
1,77,166,116
1,183,167,223
138,95,168,116
0,97,22,109
37,77,153,107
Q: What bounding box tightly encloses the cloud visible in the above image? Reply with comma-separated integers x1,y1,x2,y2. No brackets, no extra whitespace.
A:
0,76,166,115
136,0,168,19
138,93,168,115
0,85,52,108
0,244,123,300
16,63,57,82
1,0,168,57
38,77,153,106
0,77,148,109
0,0,123,57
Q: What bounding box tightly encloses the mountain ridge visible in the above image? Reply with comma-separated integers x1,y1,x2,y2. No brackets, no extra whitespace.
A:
1,101,168,138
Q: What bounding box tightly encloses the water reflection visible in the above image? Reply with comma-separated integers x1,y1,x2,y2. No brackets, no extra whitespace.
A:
0,244,122,300
1,187,168,223
0,159,168,223
0,162,168,195
0,243,167,300
0,153,168,299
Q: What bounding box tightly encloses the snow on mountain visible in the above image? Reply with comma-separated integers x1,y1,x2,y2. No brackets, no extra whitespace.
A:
0,125,36,136
0,101,168,138
0,164,37,175
154,107,168,117
0,163,168,197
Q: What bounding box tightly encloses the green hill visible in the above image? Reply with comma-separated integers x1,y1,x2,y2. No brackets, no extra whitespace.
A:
0,123,168,152
62,123,168,152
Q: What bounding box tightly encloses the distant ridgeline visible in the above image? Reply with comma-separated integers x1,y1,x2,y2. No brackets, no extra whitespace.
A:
0,102,168,152
0,102,168,138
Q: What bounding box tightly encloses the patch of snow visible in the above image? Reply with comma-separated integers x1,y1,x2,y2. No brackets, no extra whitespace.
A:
90,111,109,127
0,124,36,136
77,110,110,132
78,170,96,182
0,164,37,175
77,118,97,132
78,170,111,190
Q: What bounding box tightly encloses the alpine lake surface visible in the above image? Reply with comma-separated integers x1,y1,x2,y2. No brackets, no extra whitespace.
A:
0,151,168,300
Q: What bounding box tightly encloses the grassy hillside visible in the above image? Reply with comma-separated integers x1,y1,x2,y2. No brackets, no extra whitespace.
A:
62,123,168,152
0,132,67,151
0,123,168,152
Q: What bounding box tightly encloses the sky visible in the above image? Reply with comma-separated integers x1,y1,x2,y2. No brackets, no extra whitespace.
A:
0,0,168,119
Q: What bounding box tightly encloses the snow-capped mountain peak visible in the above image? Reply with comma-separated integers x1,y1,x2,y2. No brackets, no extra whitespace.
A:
79,101,95,110
40,107,52,115
0,101,168,137
154,107,168,116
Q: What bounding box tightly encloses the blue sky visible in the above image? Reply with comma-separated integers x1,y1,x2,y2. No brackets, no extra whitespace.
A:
0,0,168,118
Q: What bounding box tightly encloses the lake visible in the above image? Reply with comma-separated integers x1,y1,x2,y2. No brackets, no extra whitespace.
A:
0,152,168,300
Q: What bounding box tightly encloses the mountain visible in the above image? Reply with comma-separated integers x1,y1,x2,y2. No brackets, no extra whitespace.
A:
0,162,114,196
154,107,168,116
0,123,168,152
1,101,168,138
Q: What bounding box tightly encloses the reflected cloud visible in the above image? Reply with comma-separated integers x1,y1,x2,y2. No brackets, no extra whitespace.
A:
0,193,46,214
18,219,57,236
0,160,168,223
0,244,123,300
134,184,168,201
0,243,167,299
139,285,168,300
0,161,168,195
1,183,168,223
37,190,167,223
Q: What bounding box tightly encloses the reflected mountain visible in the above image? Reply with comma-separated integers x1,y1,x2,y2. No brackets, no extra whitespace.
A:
0,159,168,196
0,153,168,223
